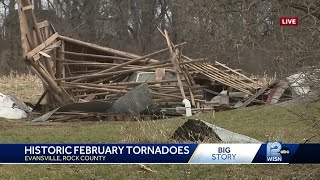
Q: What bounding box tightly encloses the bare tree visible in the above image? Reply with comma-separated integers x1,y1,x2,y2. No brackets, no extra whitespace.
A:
0,0,320,76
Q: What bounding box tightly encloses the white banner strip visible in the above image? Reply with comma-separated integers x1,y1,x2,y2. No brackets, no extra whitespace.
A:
189,144,262,164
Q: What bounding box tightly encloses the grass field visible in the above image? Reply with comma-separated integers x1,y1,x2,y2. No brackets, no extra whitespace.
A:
0,75,319,179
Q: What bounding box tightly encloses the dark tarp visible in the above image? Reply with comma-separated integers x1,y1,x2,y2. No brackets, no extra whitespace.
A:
32,83,159,122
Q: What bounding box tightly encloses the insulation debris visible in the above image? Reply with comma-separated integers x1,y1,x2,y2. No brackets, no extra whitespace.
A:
0,93,32,120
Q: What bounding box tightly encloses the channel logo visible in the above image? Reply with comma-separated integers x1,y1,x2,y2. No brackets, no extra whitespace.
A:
266,142,289,162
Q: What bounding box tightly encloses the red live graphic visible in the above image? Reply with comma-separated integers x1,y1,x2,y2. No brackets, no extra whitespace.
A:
280,17,299,26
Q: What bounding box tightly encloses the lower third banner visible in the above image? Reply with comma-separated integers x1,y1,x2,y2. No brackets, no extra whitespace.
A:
0,143,319,164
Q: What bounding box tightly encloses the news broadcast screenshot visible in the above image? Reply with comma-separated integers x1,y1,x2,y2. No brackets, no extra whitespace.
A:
0,0,319,179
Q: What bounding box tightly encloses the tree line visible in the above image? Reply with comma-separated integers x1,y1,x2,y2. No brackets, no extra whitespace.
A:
0,0,319,76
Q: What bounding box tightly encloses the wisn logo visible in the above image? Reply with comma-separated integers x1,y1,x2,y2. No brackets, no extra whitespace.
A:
266,142,290,162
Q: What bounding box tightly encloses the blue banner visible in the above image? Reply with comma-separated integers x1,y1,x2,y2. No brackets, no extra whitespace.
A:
0,143,319,164
252,143,320,164
0,144,197,164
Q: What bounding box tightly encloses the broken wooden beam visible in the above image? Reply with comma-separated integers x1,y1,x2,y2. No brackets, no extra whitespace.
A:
239,80,279,108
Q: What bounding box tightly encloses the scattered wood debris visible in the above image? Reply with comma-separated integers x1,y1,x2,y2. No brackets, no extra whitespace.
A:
17,0,285,121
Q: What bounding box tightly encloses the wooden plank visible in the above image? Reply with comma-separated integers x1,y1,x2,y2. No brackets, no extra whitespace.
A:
171,50,186,99
17,0,34,55
197,63,254,90
182,64,196,85
22,5,33,11
56,41,64,85
161,29,187,100
239,80,278,108
179,59,196,105
33,53,41,61
37,20,50,29
164,30,174,53
27,5,56,78
178,58,209,65
44,26,49,39
57,63,171,81
83,94,96,102
32,30,37,47
39,51,51,58
59,35,161,63
28,1,43,44
180,63,196,105
97,79,181,86
62,51,134,61
44,40,62,52
204,63,256,90
26,59,65,105
61,84,129,94
214,61,259,86
49,22,57,33
26,32,59,59
187,63,252,94
73,42,186,83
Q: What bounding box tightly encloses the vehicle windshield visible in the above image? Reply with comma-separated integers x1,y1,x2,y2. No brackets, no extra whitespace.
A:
137,73,156,82
129,72,177,82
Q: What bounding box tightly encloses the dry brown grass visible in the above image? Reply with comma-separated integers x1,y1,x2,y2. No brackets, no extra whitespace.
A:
0,74,42,103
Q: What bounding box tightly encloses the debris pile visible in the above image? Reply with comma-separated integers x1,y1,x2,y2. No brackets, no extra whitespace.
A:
16,0,293,121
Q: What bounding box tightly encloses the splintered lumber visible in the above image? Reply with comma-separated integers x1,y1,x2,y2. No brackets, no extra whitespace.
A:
214,61,258,85
57,63,171,81
178,56,196,106
73,42,187,83
59,35,162,63
61,59,176,73
56,41,65,84
202,63,255,89
17,0,34,55
17,3,274,112
62,51,134,61
37,20,50,29
26,59,61,95
193,63,252,91
22,5,33,11
239,80,278,108
171,50,186,99
101,80,182,86
162,29,187,100
43,40,62,53
26,32,59,59
64,62,145,69
62,84,129,94
178,58,209,65
27,1,55,78
183,55,259,89
62,82,128,90
29,4,43,44
158,28,197,104
187,63,252,95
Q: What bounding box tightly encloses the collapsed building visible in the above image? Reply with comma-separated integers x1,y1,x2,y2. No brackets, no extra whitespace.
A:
16,0,287,122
